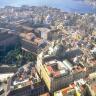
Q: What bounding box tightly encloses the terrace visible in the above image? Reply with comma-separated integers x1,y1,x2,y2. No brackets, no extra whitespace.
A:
10,63,40,90
43,58,85,78
54,79,86,96
44,60,69,78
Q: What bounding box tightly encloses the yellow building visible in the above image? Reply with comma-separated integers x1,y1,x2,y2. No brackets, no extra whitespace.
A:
36,51,86,92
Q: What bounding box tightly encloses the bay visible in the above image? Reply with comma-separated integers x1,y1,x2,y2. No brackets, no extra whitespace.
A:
0,0,96,13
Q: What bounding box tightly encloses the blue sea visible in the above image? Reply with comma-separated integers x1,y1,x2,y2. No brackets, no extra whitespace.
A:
0,0,96,13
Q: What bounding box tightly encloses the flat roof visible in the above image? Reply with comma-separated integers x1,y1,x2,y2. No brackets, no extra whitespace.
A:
11,63,41,90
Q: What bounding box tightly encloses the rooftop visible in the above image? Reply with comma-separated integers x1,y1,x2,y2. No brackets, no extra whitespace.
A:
10,62,40,90
54,79,86,96
87,59,96,67
37,28,50,33
20,32,48,47
44,60,69,78
43,58,85,78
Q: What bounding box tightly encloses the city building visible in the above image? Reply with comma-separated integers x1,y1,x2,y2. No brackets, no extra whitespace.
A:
7,62,46,96
20,32,47,54
36,43,87,92
54,79,86,96
0,32,20,63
